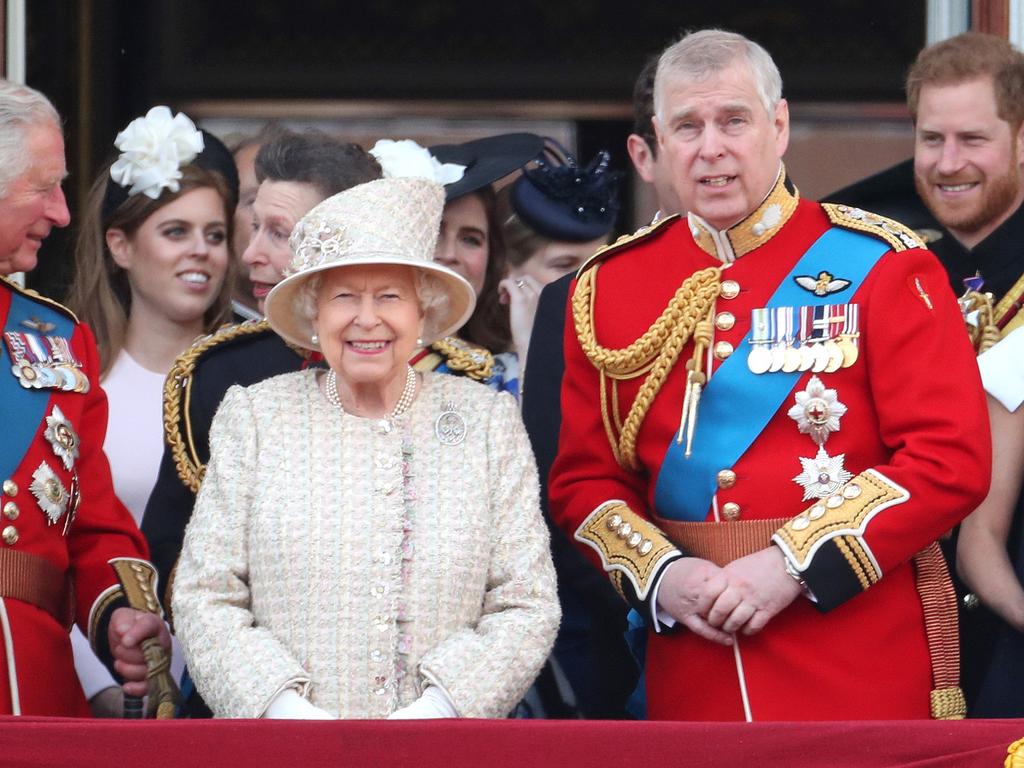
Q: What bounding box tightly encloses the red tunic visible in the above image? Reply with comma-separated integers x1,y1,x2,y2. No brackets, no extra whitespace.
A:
549,197,990,720
0,280,149,716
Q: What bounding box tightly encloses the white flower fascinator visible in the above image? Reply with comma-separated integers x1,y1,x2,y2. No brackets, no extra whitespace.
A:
109,106,205,200
369,139,465,185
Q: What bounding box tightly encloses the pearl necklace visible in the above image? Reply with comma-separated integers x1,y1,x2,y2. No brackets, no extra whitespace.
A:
324,365,418,427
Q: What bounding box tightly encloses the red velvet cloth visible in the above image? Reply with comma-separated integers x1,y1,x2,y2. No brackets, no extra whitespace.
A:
2,718,1022,767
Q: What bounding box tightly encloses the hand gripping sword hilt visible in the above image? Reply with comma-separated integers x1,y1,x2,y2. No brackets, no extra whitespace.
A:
109,558,180,719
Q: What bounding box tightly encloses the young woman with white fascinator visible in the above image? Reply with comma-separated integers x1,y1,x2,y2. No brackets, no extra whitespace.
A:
65,106,238,716
171,146,559,719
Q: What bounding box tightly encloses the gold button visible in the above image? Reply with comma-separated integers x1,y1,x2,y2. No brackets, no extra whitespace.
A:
722,502,741,520
3,502,18,521
717,469,736,489
720,280,740,299
715,312,736,331
714,341,734,360
2,526,18,545
3,480,17,497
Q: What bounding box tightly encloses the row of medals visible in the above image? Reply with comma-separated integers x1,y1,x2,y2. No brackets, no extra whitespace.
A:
4,331,90,393
747,305,859,375
748,337,858,375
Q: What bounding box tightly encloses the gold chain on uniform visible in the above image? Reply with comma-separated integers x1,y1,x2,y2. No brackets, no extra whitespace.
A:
162,320,311,492
572,263,721,470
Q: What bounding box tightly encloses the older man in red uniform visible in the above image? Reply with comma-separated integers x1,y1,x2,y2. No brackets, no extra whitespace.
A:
549,30,990,721
0,79,168,716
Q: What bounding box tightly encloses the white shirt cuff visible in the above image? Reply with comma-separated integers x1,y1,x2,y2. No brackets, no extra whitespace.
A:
979,326,1024,412
649,562,677,633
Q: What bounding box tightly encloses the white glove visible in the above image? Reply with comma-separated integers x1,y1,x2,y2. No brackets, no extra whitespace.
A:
387,686,458,719
263,688,335,719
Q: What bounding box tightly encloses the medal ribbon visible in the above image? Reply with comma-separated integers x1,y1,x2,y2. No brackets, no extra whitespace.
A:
653,227,888,522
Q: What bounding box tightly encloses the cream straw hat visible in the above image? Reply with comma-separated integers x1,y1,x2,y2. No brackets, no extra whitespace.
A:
264,175,475,350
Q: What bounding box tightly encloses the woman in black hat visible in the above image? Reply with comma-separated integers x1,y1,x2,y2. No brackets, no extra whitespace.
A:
65,106,238,715
499,142,621,373
403,134,544,398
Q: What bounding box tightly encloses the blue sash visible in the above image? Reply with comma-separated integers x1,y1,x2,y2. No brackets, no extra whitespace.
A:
653,227,888,521
0,289,74,482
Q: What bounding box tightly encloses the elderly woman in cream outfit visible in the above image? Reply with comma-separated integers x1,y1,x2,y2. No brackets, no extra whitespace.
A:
171,161,560,719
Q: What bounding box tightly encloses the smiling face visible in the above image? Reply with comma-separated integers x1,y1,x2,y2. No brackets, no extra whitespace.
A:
654,59,789,230
243,180,326,312
913,76,1024,250
434,193,489,296
0,121,70,274
106,186,229,326
312,264,424,391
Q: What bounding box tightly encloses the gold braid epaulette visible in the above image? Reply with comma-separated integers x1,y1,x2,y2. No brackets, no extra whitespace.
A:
821,203,924,252
429,336,494,381
163,320,281,492
0,275,79,322
572,263,721,470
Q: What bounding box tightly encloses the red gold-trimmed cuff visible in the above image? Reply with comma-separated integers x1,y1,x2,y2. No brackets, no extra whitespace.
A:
575,501,680,602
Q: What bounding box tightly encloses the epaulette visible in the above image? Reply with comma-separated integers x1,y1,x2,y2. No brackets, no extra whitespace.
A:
822,203,925,253
429,336,494,382
0,275,79,323
163,319,277,492
576,214,681,277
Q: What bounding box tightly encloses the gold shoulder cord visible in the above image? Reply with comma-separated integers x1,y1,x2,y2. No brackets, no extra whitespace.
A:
163,320,274,492
429,336,494,381
573,263,721,470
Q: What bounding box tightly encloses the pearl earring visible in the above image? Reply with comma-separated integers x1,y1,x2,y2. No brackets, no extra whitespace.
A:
311,333,319,345
416,337,423,346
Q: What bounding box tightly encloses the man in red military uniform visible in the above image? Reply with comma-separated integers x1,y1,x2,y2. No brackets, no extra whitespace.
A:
0,79,168,716
549,30,991,721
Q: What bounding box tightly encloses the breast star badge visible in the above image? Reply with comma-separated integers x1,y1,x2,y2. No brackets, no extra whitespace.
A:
789,375,853,499
44,405,80,470
30,462,68,525
793,446,854,501
787,375,847,446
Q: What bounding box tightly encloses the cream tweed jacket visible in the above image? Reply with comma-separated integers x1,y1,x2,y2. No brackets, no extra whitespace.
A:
172,370,560,718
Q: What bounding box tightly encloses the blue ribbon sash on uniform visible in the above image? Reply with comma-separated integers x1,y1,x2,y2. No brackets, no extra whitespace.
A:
653,227,889,521
0,290,74,482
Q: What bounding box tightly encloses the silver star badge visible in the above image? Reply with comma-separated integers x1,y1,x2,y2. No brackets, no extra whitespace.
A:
787,375,847,446
44,405,80,470
30,462,68,525
792,446,853,501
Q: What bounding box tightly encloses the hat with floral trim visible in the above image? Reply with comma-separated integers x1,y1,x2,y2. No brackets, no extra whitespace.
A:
264,141,475,350
101,106,239,225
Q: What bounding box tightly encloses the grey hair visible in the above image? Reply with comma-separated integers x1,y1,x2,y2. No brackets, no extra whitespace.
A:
0,80,61,197
653,30,782,124
295,266,452,344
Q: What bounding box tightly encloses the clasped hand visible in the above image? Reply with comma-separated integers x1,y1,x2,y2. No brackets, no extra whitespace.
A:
656,547,803,645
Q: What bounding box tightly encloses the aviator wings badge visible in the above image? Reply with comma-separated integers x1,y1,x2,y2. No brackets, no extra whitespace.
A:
794,271,851,297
